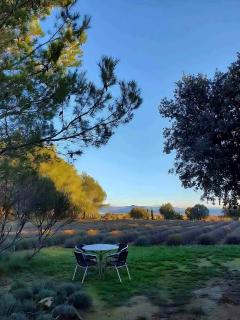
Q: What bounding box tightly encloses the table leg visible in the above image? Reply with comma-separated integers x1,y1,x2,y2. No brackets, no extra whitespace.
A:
98,251,104,277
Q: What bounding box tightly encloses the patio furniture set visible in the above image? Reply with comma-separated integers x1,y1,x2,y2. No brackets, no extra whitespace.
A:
72,242,131,283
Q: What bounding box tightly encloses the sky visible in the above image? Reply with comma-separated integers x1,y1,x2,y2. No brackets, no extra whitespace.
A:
67,0,240,207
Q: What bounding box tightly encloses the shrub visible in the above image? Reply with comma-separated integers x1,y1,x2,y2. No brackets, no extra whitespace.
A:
225,235,240,244
52,304,76,319
69,291,92,310
56,283,82,304
149,229,172,244
63,236,81,248
134,236,151,246
37,289,56,300
20,300,37,314
197,234,216,245
118,232,139,243
36,315,52,320
10,313,27,320
0,293,17,316
181,228,204,244
166,234,183,246
57,283,81,297
13,288,32,300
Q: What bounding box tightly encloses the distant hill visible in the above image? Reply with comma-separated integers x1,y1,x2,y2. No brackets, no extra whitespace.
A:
100,205,222,215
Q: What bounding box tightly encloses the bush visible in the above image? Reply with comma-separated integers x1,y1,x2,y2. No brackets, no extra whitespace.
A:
36,315,52,320
52,304,76,319
134,236,151,246
225,235,240,244
0,293,17,316
20,300,37,314
197,234,216,245
63,236,81,248
10,313,27,320
166,234,183,246
56,283,82,304
69,291,92,310
37,289,56,300
13,288,32,300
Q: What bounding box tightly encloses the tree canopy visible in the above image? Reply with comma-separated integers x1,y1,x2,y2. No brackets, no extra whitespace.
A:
38,148,106,218
129,207,150,219
0,0,142,157
159,203,183,220
185,204,209,220
159,55,240,207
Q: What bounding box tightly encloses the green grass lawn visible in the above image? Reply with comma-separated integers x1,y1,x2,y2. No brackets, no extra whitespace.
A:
1,245,240,311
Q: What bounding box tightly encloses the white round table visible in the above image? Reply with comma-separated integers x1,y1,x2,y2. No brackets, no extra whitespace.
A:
83,243,118,275
83,244,118,252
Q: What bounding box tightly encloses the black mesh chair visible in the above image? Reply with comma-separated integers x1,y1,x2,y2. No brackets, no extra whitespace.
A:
105,247,131,283
117,242,128,252
72,250,98,283
75,244,86,252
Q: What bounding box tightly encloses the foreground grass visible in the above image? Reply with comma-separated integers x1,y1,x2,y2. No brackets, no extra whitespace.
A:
1,245,240,308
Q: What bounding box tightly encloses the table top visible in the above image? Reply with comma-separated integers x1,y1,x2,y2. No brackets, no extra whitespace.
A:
83,243,118,252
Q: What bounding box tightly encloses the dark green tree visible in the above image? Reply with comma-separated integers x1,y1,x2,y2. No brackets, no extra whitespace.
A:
129,207,150,219
0,1,142,158
223,206,240,220
150,209,154,220
159,54,240,207
159,203,183,220
185,204,209,220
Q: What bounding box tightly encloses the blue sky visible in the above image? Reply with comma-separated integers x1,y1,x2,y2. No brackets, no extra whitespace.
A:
69,0,240,207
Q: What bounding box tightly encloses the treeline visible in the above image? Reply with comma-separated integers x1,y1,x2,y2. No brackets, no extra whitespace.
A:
102,203,238,220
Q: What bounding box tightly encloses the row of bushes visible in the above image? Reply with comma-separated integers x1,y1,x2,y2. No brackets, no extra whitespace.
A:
0,280,92,320
13,222,240,251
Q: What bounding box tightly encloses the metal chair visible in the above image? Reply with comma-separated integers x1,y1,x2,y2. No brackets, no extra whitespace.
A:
72,250,98,283
105,247,131,283
75,244,86,252
117,242,128,252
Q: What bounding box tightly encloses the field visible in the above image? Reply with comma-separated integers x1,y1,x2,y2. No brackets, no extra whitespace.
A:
14,219,240,251
2,220,240,319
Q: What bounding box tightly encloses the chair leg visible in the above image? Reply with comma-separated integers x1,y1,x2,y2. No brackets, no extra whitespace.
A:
126,264,131,280
72,265,78,281
82,266,88,284
115,266,122,283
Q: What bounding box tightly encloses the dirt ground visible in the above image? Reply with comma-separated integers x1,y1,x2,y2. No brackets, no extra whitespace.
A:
86,272,240,320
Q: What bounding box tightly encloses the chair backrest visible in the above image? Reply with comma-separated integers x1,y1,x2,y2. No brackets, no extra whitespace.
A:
75,244,86,252
117,242,128,252
74,250,87,267
117,248,128,265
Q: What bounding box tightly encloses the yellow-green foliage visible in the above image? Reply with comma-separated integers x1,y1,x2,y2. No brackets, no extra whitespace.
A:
38,149,106,219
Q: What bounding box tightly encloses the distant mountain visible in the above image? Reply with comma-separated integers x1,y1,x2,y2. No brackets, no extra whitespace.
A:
100,205,222,215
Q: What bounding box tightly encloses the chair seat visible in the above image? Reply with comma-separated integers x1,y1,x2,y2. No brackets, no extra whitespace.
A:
85,259,97,266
